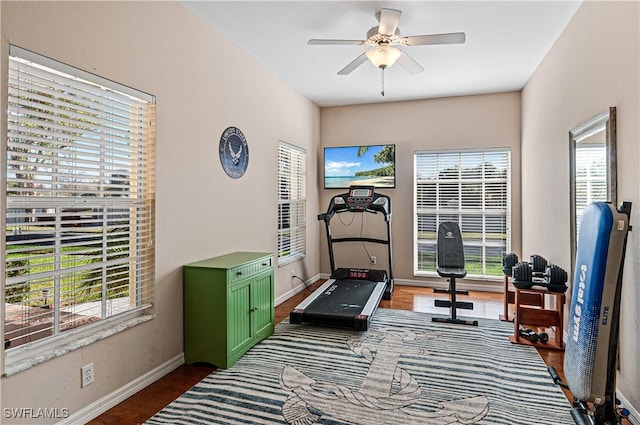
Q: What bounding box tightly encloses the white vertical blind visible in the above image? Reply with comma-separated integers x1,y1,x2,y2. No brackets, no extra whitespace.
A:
414,149,511,278
278,142,306,265
5,46,156,350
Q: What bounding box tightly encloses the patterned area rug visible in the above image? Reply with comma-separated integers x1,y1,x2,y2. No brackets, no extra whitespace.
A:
146,309,572,425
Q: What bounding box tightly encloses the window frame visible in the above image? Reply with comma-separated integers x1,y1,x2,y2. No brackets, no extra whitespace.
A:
277,141,306,266
413,148,511,279
3,46,156,374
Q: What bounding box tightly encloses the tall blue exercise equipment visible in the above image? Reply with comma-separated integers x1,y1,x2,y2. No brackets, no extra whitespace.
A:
561,202,632,425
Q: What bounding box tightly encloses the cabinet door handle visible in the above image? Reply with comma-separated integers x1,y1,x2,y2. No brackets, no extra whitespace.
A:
250,307,258,312
236,271,243,276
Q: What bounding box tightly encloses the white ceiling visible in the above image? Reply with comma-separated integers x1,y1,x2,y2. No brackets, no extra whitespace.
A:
180,1,582,107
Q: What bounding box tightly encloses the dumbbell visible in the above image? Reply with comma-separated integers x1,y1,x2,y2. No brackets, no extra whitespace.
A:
530,254,548,277
511,261,534,289
513,261,568,293
511,255,548,287
502,253,519,276
538,331,549,343
519,328,549,344
544,264,568,293
519,328,540,343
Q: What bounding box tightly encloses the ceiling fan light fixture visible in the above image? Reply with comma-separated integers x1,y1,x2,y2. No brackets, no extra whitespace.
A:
366,44,401,69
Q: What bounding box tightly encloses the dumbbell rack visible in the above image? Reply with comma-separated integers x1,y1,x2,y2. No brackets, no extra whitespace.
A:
500,273,544,321
508,287,565,350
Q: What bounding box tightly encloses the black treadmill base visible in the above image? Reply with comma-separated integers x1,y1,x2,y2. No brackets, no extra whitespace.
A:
383,279,394,300
432,317,478,326
289,310,303,324
294,315,371,331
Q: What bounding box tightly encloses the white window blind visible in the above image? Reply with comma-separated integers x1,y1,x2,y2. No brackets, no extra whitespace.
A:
414,149,511,278
574,144,607,238
278,142,306,265
5,46,156,352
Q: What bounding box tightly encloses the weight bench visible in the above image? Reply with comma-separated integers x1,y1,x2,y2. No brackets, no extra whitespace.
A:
432,221,478,326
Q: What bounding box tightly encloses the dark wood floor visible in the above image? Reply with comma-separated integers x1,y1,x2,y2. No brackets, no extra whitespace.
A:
88,283,628,425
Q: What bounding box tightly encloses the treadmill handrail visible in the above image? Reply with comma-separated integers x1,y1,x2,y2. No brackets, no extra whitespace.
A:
318,191,392,224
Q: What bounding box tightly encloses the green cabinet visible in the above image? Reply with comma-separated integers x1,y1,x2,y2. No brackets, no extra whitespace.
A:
183,252,274,368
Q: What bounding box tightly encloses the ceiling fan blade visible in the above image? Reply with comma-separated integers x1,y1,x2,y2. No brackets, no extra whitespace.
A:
402,32,466,46
396,50,424,75
378,8,402,35
308,39,365,46
337,52,369,75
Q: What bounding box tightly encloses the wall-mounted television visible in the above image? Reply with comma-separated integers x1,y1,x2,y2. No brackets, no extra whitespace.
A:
324,144,396,189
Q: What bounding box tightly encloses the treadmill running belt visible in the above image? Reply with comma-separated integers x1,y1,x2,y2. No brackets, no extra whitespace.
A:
290,278,386,330
304,279,378,318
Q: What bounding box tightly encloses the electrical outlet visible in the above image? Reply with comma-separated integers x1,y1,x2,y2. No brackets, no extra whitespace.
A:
370,256,376,265
81,363,94,388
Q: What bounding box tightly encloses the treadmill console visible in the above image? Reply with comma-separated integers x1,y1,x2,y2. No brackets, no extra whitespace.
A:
346,186,374,211
321,186,390,219
331,267,388,282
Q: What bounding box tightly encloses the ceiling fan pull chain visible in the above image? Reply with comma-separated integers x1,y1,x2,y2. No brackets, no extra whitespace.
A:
380,67,385,96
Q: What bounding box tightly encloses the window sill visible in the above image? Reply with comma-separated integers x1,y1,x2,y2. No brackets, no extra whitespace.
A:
278,253,306,267
4,313,155,377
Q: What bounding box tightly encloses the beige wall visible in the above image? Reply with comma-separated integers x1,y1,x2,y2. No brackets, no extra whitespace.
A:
319,92,522,286
522,0,639,413
0,1,319,422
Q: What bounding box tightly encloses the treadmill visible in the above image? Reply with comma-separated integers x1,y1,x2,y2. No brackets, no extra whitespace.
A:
290,186,393,331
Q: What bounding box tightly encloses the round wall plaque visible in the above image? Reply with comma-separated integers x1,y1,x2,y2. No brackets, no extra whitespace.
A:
219,126,249,179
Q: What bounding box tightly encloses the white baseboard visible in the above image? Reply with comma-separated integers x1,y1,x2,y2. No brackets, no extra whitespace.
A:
275,273,320,306
59,353,184,425
617,390,640,425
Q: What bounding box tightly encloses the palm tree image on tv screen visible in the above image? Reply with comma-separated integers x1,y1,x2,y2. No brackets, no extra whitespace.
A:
324,144,395,189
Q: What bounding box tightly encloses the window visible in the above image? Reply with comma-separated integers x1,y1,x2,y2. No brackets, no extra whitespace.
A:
414,149,511,278
278,142,306,265
4,46,155,360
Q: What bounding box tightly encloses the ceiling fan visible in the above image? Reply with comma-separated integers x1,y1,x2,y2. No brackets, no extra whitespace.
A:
308,8,466,95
